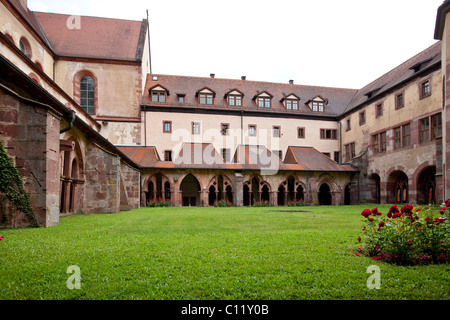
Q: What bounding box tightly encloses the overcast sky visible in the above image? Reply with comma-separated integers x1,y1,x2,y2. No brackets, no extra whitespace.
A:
28,0,444,89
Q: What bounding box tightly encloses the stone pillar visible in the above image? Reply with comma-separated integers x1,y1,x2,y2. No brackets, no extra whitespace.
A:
234,172,243,207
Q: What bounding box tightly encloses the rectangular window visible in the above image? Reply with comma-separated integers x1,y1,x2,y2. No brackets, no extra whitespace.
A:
249,125,256,136
375,103,383,118
395,92,404,109
431,113,442,140
419,117,430,143
257,97,271,108
228,95,242,106
334,151,340,163
394,127,401,149
164,150,172,161
221,123,229,136
402,123,411,148
192,122,200,135
344,142,355,162
152,91,166,103
273,126,280,138
199,93,213,105
298,127,305,139
177,94,185,103
346,118,351,131
286,99,299,110
359,111,366,125
372,131,387,154
163,121,172,133
420,80,431,99
221,148,231,163
320,129,337,140
312,101,324,112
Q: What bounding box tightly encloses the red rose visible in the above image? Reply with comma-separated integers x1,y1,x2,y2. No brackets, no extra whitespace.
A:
369,218,374,222
445,200,450,207
378,221,385,227
357,236,361,242
401,204,413,215
361,209,372,218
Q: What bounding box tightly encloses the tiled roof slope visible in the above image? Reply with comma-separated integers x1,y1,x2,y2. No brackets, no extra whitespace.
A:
6,0,53,50
284,146,355,172
118,144,357,173
142,74,358,118
343,41,441,115
33,12,145,61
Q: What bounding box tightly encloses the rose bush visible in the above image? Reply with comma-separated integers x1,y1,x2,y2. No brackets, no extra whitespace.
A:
147,198,171,207
213,199,232,207
357,202,449,265
288,199,305,207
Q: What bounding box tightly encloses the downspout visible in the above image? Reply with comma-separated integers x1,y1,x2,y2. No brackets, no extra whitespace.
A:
60,110,76,134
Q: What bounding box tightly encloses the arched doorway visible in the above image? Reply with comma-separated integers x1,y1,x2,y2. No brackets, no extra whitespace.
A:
180,174,201,206
417,166,436,204
318,183,332,205
344,184,351,205
243,184,250,206
261,184,270,202
388,170,408,203
226,185,233,204
208,185,216,206
278,185,286,206
368,174,381,204
296,185,304,201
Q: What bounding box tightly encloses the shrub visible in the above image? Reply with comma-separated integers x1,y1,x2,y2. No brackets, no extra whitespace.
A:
356,203,450,265
253,200,272,207
213,200,232,207
288,199,305,207
147,198,171,207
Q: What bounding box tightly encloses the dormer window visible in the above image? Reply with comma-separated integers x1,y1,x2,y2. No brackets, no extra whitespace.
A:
225,90,243,106
149,85,169,103
254,92,272,108
282,94,300,110
307,96,326,112
197,88,215,105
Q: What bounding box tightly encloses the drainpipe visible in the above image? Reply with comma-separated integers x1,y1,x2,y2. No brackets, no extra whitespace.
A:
60,110,76,134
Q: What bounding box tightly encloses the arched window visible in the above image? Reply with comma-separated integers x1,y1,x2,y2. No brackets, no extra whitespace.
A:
19,36,32,58
80,76,95,114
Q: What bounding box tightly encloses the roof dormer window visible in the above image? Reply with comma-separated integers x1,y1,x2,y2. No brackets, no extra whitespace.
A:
197,88,215,105
225,89,243,106
307,96,326,112
254,92,272,108
149,85,169,103
282,94,300,110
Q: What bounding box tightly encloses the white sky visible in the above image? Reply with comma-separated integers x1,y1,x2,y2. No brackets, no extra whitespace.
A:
28,0,444,89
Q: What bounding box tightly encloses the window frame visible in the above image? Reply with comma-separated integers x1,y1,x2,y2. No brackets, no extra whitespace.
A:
248,125,257,137
163,121,172,133
372,131,387,154
221,123,229,136
80,75,95,115
395,92,405,110
192,122,201,135
375,102,383,118
164,150,172,162
359,110,366,125
297,127,305,139
199,93,214,105
344,142,355,162
228,94,242,106
320,129,337,140
419,79,431,99
273,126,281,138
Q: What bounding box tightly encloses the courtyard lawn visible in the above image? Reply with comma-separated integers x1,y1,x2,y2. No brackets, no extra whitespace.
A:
0,205,448,300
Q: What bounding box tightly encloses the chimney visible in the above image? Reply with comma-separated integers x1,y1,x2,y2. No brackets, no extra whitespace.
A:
241,76,246,80
289,80,294,84
210,73,215,78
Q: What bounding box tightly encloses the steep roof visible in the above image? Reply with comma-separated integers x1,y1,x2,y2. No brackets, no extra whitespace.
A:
33,12,146,62
142,74,358,118
118,144,356,173
284,146,355,172
342,41,441,116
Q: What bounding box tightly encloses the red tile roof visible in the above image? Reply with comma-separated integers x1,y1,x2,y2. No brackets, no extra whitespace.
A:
343,41,441,115
284,146,355,172
142,74,358,118
33,12,145,61
118,144,356,173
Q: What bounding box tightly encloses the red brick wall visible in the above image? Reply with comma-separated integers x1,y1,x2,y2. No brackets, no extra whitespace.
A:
0,85,61,227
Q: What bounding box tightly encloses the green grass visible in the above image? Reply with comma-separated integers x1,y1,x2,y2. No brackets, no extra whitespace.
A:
0,205,448,300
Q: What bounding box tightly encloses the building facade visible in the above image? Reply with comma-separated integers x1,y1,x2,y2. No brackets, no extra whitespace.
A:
1,0,450,228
